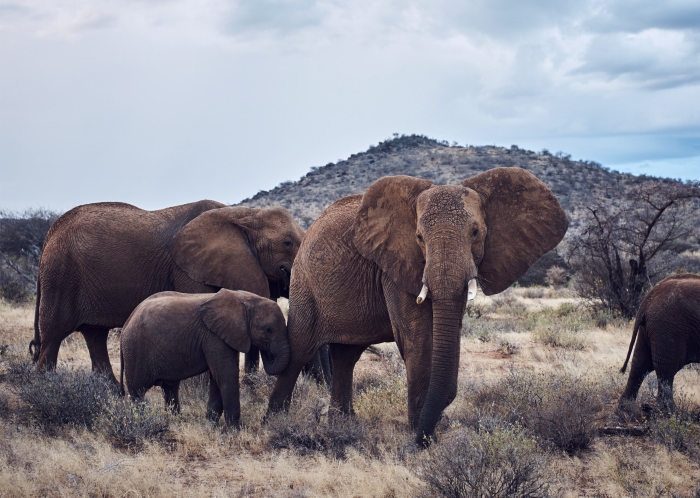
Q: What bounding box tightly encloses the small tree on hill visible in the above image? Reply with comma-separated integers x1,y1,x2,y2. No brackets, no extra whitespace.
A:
568,180,700,318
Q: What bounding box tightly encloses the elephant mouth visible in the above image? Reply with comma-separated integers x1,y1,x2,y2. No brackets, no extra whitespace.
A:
261,350,275,364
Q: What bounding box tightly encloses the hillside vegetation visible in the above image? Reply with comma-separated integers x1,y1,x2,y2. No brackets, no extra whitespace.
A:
239,135,657,230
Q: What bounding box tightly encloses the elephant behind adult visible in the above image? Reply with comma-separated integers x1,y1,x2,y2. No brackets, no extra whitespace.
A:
32,200,304,382
267,168,568,444
619,274,700,409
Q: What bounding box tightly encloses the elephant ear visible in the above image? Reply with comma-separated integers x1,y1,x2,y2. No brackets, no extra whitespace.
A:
462,167,568,295
352,175,433,295
171,207,270,297
200,289,251,353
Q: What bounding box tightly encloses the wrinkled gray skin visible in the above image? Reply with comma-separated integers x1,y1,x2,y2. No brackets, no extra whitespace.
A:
620,274,700,411
32,200,303,384
120,289,290,428
268,168,568,445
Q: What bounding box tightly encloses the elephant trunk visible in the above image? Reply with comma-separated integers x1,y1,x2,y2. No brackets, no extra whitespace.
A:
261,341,291,376
416,298,464,445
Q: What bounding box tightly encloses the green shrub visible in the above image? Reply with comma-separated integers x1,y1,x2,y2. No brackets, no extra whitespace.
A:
416,426,549,498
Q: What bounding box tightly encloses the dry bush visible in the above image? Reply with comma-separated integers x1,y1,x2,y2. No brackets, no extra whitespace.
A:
532,324,586,350
178,371,211,406
521,287,545,299
415,425,549,498
353,345,405,395
455,370,617,454
6,361,114,430
0,270,30,303
354,376,408,422
461,315,520,341
267,410,366,460
650,413,700,455
95,398,171,450
4,359,171,448
544,265,568,288
266,378,365,459
490,290,527,315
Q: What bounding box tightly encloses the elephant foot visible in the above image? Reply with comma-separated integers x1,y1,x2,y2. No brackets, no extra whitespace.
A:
415,432,437,449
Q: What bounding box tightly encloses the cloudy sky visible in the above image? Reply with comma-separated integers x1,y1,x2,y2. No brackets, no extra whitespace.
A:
1,0,699,212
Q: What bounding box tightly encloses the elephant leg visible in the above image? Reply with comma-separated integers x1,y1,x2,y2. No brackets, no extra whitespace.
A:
36,338,64,371
656,375,676,412
162,381,181,414
208,356,241,429
219,379,241,430
301,347,329,385
267,358,310,414
267,292,323,414
319,344,333,386
620,333,653,403
655,367,678,413
80,326,117,384
244,347,260,374
206,374,224,423
329,343,368,416
382,276,433,430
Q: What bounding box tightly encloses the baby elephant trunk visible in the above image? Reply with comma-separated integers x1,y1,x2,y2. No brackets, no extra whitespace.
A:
261,341,291,376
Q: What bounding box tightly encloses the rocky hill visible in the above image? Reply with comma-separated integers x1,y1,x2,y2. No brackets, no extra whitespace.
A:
238,134,654,230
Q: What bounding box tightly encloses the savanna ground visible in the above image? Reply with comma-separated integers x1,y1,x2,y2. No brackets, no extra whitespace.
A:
1,288,699,497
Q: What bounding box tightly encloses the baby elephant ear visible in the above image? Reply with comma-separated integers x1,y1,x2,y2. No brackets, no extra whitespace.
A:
352,175,433,295
200,289,252,353
171,207,270,297
462,167,568,295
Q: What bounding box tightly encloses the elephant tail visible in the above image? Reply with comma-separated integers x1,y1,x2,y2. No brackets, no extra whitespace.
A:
620,315,643,374
119,342,125,397
29,274,41,362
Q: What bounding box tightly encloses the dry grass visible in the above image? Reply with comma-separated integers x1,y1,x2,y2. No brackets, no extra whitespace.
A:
2,290,700,497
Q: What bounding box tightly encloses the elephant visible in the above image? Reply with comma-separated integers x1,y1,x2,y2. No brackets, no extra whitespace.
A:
619,274,700,410
267,168,568,445
120,289,290,428
31,200,304,383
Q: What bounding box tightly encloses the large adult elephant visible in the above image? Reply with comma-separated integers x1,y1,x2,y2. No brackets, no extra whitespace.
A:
32,200,304,383
619,274,700,409
267,168,568,444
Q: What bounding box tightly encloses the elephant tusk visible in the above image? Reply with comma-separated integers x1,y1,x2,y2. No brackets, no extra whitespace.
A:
467,278,477,301
416,284,429,304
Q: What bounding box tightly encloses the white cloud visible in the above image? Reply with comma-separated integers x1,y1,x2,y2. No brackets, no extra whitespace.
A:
0,0,698,211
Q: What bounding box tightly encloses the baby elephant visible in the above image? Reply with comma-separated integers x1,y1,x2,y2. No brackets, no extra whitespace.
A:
120,289,290,428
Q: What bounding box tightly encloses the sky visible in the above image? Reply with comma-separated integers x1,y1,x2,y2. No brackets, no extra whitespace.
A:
1,0,699,213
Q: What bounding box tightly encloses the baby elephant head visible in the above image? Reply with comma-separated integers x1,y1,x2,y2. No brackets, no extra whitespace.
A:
200,289,291,375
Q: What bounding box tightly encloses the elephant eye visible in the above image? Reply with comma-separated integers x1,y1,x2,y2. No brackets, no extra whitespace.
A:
265,327,273,334
283,239,293,248
472,228,479,237
416,234,423,242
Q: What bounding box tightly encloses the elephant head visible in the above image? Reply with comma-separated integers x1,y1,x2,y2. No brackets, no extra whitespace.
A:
172,206,304,298
200,289,291,375
352,167,568,442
